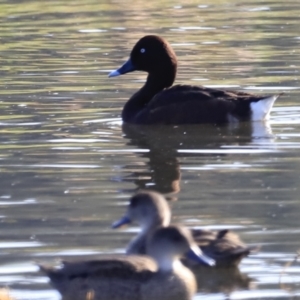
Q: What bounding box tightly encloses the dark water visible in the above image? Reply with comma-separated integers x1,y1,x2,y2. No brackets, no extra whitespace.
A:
1,0,300,299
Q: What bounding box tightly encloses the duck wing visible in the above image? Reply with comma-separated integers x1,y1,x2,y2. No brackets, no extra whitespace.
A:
135,85,277,124
151,85,266,107
40,256,157,296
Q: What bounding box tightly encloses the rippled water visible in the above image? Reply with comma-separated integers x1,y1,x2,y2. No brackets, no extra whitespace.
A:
1,0,300,299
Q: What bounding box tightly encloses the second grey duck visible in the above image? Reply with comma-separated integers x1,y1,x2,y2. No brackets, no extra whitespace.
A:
112,190,258,268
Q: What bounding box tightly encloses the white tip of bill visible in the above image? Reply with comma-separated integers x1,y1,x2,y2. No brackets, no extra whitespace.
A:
108,70,121,78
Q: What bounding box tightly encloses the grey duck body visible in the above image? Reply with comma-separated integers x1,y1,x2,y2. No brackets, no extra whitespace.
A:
40,226,199,300
113,190,258,267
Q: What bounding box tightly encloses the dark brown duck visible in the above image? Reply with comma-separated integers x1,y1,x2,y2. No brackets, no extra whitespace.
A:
109,35,281,125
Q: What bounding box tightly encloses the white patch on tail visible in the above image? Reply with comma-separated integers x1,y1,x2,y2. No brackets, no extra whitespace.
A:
250,95,278,121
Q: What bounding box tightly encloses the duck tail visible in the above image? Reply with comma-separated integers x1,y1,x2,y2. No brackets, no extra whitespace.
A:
251,93,282,121
248,245,261,254
39,264,65,292
39,264,54,275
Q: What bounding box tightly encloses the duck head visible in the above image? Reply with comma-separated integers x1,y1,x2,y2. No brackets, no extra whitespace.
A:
109,35,177,88
112,190,171,232
148,225,215,271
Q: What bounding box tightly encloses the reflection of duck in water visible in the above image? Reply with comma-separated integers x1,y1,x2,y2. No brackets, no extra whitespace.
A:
113,191,258,267
109,35,281,124
40,225,210,300
122,122,275,196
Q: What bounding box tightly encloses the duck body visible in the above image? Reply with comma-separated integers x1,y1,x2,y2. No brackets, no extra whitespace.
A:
109,35,280,125
41,256,195,300
190,229,257,268
113,191,257,268
40,226,202,300
123,84,278,125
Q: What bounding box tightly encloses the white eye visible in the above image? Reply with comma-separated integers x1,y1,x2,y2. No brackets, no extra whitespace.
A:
140,48,146,53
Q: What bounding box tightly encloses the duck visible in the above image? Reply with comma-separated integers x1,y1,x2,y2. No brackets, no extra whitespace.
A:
109,35,281,125
112,190,258,267
40,225,208,300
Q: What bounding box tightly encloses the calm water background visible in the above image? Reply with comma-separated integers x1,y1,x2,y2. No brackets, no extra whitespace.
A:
1,0,300,299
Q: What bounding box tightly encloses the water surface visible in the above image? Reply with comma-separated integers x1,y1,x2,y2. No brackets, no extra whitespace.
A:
1,0,300,299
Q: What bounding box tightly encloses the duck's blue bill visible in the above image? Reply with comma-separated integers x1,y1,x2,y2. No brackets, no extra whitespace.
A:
109,58,136,77
111,215,131,228
187,245,215,267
